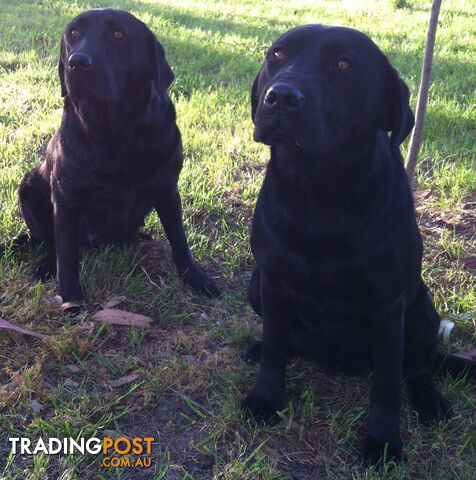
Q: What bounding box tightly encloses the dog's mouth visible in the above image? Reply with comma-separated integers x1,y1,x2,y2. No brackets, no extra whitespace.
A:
65,75,120,103
68,87,120,104
254,119,302,149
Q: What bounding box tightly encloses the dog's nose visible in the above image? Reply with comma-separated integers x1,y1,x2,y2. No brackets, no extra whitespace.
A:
68,52,92,71
264,83,304,111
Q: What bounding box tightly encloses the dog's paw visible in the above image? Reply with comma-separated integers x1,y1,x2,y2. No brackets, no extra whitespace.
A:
407,376,452,425
361,434,403,466
241,392,281,423
182,264,221,297
413,389,452,425
244,341,262,363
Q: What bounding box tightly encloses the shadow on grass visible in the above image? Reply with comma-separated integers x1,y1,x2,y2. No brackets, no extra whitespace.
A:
0,60,24,72
1,1,474,154
2,1,474,96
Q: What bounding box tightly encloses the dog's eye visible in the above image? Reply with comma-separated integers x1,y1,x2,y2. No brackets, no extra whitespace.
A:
114,30,124,40
70,29,81,39
272,47,286,61
335,58,351,72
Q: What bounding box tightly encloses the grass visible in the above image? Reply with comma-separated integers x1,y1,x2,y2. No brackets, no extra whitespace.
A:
0,0,475,478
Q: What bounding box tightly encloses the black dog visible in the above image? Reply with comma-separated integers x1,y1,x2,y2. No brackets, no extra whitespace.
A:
242,25,472,465
18,9,219,306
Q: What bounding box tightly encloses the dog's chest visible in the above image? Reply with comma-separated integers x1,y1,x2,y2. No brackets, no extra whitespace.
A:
291,307,371,372
69,146,168,245
271,239,378,370
252,188,406,311
78,182,154,245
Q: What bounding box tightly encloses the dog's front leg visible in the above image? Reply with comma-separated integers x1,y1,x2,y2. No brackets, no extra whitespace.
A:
155,188,220,296
362,298,405,465
52,186,83,303
242,272,292,422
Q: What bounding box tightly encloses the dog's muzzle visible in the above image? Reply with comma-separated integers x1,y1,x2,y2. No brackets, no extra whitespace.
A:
68,52,92,71
263,83,304,112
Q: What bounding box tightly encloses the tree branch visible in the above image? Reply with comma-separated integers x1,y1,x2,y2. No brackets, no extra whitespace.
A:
405,0,442,186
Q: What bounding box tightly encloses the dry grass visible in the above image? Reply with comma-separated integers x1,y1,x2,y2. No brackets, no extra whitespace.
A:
1,0,475,478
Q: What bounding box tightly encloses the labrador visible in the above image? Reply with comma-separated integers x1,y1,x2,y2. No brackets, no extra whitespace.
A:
241,25,471,465
18,8,220,306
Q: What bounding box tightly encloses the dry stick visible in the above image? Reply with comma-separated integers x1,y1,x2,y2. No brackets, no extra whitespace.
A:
405,0,442,187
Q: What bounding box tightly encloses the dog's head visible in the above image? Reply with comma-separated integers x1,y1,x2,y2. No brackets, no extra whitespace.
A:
59,9,174,107
251,25,414,155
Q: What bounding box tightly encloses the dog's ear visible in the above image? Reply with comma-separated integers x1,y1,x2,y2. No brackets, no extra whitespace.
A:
148,31,174,95
251,72,260,122
58,35,67,97
378,62,415,146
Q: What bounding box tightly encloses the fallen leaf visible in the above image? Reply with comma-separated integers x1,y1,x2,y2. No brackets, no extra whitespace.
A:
30,399,43,413
64,378,79,388
419,226,434,235
66,364,80,373
108,373,140,388
413,189,431,203
92,309,152,327
453,348,476,360
104,296,128,309
462,257,476,273
3,380,19,389
184,355,197,365
0,317,47,339
43,295,63,307
264,446,281,461
451,311,475,322
461,201,476,210
78,321,95,336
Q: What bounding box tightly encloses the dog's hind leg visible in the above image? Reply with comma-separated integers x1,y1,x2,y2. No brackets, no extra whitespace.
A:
18,168,54,244
248,267,262,316
18,168,56,280
406,373,451,424
243,268,264,362
0,233,36,257
34,248,57,281
404,283,451,424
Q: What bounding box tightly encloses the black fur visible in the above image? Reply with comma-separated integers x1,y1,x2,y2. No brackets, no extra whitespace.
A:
17,8,220,303
241,25,468,466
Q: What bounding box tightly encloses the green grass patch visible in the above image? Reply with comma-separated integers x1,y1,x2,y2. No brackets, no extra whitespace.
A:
1,0,475,478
